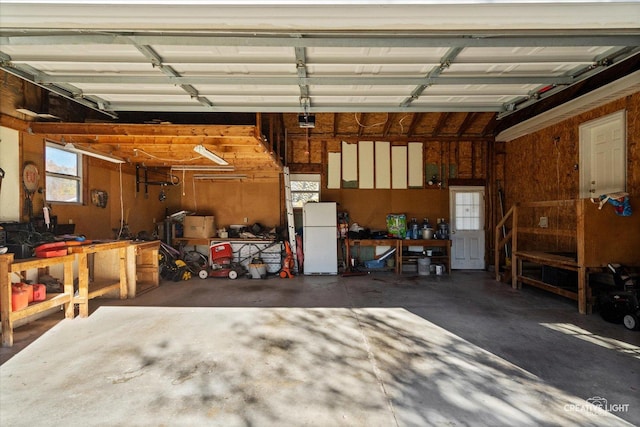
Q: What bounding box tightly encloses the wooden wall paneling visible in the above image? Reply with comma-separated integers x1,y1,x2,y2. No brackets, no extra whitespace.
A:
391,145,407,189
375,141,391,189
408,142,423,188
310,138,324,164
358,141,374,189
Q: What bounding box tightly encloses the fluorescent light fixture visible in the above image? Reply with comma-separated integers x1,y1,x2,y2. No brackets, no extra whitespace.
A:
17,108,60,120
193,144,229,165
193,174,247,180
64,143,125,164
171,165,234,172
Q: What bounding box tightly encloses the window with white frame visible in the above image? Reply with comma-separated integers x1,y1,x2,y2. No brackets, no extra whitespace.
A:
290,173,320,208
45,142,82,203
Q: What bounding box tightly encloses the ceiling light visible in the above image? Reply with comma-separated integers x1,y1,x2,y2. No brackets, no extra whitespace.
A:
193,174,247,180
170,165,235,172
193,144,228,165
64,143,125,164
16,108,60,120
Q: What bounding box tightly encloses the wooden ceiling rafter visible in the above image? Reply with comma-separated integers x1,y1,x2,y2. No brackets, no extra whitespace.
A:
456,112,477,137
406,113,422,137
356,113,367,137
432,112,451,137
382,112,395,138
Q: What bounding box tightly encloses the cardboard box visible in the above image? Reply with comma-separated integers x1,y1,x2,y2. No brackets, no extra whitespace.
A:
183,215,216,238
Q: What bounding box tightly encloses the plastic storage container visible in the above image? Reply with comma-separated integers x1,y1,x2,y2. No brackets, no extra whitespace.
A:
418,257,431,275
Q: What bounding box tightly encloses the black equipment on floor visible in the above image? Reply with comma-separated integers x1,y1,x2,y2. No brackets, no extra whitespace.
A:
597,263,640,330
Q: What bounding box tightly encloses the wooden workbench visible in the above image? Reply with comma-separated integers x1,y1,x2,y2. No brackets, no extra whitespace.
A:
1,252,75,347
126,240,160,298
345,238,451,274
68,240,130,317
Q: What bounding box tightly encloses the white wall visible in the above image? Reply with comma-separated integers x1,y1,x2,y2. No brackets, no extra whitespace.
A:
0,126,20,221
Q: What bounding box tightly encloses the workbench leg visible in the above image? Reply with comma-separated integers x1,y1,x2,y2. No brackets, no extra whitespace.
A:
119,247,127,300
512,256,520,289
63,259,75,319
578,266,587,315
1,255,15,347
76,253,90,318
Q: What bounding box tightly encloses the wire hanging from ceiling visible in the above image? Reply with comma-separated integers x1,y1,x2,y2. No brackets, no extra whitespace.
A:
354,112,389,128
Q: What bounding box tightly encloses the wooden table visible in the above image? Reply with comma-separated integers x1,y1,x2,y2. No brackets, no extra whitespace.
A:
68,240,130,317
1,253,75,347
398,239,452,273
126,240,160,298
345,239,401,274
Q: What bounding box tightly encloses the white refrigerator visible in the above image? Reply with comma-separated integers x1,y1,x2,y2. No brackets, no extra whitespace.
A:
303,202,338,275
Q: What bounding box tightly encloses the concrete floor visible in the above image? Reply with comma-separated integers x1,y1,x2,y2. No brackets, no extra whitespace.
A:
1,271,639,426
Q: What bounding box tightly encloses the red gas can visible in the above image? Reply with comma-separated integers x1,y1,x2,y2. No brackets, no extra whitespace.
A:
11,288,28,311
13,283,34,303
32,284,47,302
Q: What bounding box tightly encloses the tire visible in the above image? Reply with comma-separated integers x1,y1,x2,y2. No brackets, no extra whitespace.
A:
623,313,640,330
228,270,238,280
198,269,209,279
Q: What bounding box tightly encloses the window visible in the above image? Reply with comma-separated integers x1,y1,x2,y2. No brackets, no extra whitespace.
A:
454,191,481,230
45,142,82,203
290,174,320,208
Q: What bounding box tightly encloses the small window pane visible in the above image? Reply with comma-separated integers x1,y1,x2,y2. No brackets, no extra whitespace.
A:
291,174,321,208
292,192,319,208
46,142,81,203
455,191,482,231
291,181,319,192
46,176,80,203
46,146,78,176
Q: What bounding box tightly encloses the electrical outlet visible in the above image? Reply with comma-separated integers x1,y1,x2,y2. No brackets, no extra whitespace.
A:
539,216,548,228
244,217,248,223
69,219,74,224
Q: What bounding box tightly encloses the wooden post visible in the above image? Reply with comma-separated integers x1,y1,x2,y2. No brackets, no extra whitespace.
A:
511,205,519,288
1,254,15,347
63,258,75,319
75,252,90,318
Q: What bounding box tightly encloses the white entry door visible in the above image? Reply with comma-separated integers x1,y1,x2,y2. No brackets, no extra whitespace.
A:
579,110,626,198
450,186,485,270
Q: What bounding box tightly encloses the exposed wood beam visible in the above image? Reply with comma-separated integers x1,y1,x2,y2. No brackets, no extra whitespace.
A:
28,122,258,138
432,112,451,137
406,113,422,137
457,112,477,137
382,113,395,138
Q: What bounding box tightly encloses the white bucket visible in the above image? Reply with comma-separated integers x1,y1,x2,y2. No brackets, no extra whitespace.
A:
417,257,431,276
249,263,267,279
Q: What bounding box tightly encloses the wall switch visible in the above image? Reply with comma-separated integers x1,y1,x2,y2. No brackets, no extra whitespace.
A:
69,219,74,224
244,217,248,223
539,216,548,228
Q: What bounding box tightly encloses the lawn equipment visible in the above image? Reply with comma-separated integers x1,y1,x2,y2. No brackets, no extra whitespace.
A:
597,263,640,331
158,242,192,281
279,240,295,278
198,241,246,279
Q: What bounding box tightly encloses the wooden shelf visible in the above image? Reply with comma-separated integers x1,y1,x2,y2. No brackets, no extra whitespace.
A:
399,239,451,274
1,253,75,347
345,239,401,274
